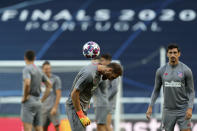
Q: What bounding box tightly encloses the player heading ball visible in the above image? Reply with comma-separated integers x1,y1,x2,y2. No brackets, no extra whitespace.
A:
66,61,123,131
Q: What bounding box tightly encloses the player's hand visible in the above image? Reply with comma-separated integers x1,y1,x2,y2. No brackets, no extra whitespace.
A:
185,108,192,120
77,110,91,127
21,96,29,103
146,106,152,120
50,107,57,115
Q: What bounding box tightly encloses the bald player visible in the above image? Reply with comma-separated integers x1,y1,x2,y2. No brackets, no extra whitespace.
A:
66,61,123,131
21,50,52,131
146,44,195,131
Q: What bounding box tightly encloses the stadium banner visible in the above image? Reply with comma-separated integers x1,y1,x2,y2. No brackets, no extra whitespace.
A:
87,119,197,131
1,118,197,131
1,0,196,32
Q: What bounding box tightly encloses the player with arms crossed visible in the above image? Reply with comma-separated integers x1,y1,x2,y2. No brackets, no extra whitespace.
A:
66,61,123,131
21,50,52,131
146,44,195,131
42,61,62,131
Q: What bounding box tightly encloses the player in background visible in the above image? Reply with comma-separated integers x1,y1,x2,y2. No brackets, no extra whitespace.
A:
146,44,195,131
93,54,111,131
41,61,62,131
98,54,120,131
21,50,52,131
66,61,123,131
106,76,120,131
91,56,101,64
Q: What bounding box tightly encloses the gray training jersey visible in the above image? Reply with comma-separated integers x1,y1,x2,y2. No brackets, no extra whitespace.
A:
108,77,120,109
92,80,109,107
150,62,195,110
41,74,62,111
23,64,48,97
66,63,101,112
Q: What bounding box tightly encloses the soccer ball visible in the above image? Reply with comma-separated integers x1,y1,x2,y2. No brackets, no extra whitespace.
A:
83,41,100,58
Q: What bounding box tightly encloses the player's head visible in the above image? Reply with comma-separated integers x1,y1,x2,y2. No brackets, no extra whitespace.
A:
91,56,101,64
167,44,181,65
42,61,51,77
100,53,112,65
101,62,123,80
24,50,35,62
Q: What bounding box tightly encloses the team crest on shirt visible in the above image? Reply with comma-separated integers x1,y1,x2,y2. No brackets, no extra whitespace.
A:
187,123,191,127
177,72,183,78
164,73,168,76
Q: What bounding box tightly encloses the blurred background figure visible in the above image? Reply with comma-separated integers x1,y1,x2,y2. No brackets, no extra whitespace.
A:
21,50,52,131
42,61,62,131
93,54,112,131
91,56,101,65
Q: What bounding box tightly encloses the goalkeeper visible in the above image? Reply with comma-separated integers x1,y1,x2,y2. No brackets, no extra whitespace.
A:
66,61,122,131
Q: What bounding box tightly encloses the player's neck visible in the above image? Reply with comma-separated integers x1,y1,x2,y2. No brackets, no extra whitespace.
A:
169,61,179,67
26,61,34,65
47,73,51,78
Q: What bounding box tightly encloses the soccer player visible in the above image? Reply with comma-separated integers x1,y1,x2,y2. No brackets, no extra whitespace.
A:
146,44,195,131
41,61,62,131
21,50,52,131
93,54,112,131
91,56,101,64
106,77,120,131
99,54,120,131
66,61,123,131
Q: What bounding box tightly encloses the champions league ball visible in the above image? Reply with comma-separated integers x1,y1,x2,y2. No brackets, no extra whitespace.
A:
83,41,100,58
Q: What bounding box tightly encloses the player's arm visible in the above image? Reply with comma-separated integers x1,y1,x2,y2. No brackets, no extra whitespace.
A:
71,88,81,111
71,73,91,127
22,78,31,103
71,88,90,127
22,68,31,103
185,69,195,120
108,78,119,100
41,79,52,102
146,68,162,120
51,77,62,115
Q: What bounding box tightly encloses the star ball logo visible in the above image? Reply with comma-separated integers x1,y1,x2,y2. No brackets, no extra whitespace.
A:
0,9,196,32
